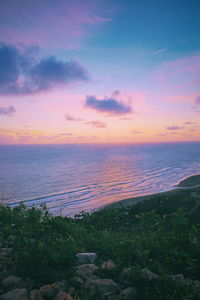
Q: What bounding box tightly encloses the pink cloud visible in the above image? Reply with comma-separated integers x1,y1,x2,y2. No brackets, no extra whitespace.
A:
185,121,195,125
132,129,143,134
0,0,112,49
65,113,83,122
154,53,200,91
58,133,73,136
167,94,198,104
85,120,106,128
155,133,167,137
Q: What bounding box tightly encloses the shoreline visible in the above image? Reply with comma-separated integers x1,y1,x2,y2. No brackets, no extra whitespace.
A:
102,174,200,210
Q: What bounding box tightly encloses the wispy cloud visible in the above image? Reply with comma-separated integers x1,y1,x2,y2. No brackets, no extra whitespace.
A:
132,129,143,134
0,105,16,115
85,120,106,128
185,121,195,125
0,43,88,95
154,53,200,93
85,93,132,115
120,117,133,121
0,0,112,48
155,133,167,137
65,112,106,128
153,47,169,56
166,125,183,130
58,133,73,136
195,95,200,104
65,113,83,122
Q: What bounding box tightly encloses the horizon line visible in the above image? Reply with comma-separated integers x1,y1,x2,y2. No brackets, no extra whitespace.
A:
0,140,200,146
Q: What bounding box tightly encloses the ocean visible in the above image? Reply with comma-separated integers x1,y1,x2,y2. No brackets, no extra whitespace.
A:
0,142,200,216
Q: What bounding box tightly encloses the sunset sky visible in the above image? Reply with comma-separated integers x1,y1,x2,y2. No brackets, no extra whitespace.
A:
0,0,200,144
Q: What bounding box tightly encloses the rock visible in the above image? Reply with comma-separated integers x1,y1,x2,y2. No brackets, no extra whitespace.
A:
0,248,13,256
1,275,24,290
190,192,200,198
119,287,137,299
0,288,28,300
67,287,75,297
53,281,68,292
120,267,132,277
6,236,15,246
76,253,97,264
74,264,99,279
193,280,200,288
171,274,200,287
101,260,116,271
171,273,189,285
69,276,84,289
40,284,59,299
171,274,200,288
24,277,34,290
85,278,119,299
141,268,159,280
53,291,73,300
120,267,132,283
30,289,44,300
172,274,185,282
101,292,119,300
0,270,8,280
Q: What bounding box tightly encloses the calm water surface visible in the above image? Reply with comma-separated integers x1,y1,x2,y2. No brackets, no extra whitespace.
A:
0,142,200,216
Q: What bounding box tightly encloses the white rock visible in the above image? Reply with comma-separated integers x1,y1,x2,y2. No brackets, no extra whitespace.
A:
76,253,97,264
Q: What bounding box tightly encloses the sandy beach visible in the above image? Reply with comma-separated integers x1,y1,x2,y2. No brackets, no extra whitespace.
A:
103,174,200,210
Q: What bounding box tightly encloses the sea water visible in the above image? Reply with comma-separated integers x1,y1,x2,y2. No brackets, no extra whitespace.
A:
0,142,200,216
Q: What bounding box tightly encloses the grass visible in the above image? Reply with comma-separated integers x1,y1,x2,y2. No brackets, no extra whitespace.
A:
1,192,200,299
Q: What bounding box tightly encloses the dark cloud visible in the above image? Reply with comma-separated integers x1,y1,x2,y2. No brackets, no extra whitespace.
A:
0,105,16,115
85,120,106,128
166,126,183,130
30,57,88,91
0,44,20,89
65,113,83,121
85,95,132,115
0,42,88,95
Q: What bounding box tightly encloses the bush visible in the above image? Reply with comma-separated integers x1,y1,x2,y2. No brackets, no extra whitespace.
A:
1,192,200,298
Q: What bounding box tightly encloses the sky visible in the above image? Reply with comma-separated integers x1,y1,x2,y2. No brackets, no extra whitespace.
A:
0,0,200,144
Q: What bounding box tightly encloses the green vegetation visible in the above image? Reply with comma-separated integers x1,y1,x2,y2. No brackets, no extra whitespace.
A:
1,192,200,299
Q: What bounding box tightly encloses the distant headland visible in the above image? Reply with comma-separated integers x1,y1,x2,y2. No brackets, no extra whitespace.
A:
102,174,200,210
